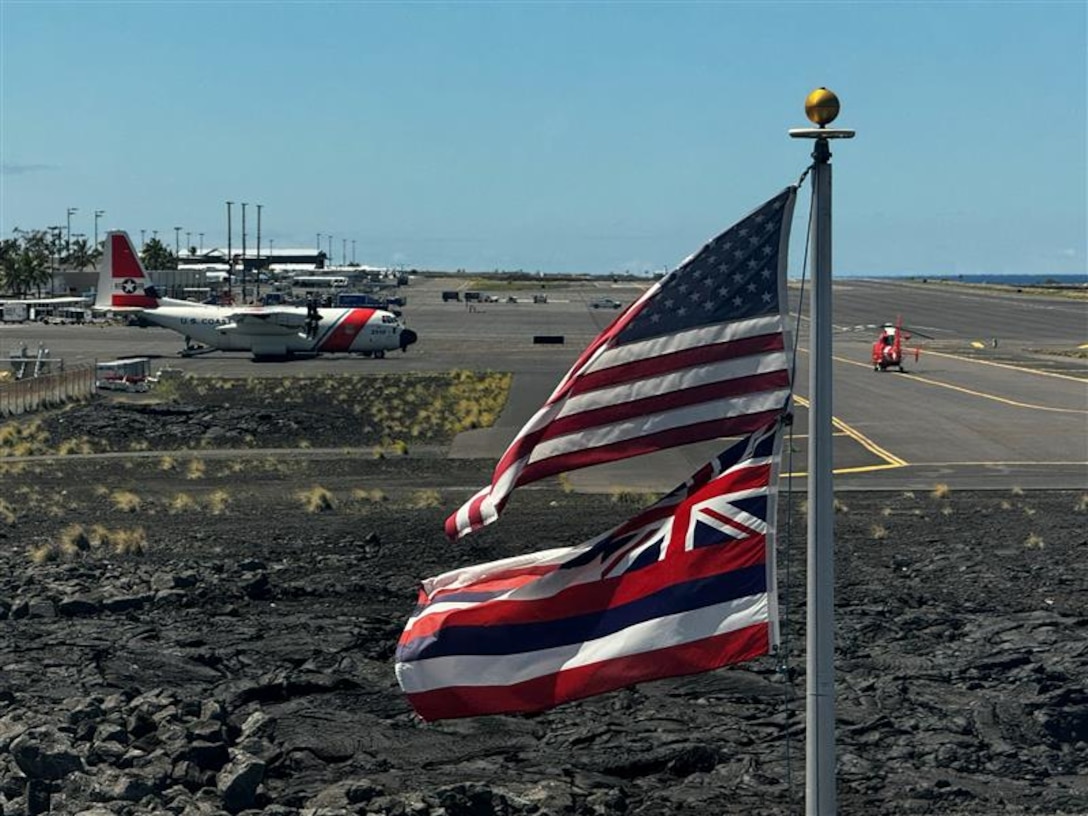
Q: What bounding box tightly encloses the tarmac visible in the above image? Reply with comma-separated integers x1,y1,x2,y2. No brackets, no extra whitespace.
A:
2,276,1085,492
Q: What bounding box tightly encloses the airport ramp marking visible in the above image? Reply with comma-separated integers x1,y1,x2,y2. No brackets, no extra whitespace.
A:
798,346,1088,415
793,394,909,469
920,349,1087,383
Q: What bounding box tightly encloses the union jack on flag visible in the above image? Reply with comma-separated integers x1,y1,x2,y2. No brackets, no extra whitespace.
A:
445,186,797,541
396,421,783,722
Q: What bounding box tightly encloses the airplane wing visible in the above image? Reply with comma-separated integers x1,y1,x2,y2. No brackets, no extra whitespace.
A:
217,310,311,336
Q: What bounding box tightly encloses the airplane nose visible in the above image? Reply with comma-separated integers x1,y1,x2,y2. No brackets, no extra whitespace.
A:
400,329,418,351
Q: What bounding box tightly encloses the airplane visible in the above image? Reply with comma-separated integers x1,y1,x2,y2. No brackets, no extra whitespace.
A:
871,316,931,372
95,231,418,361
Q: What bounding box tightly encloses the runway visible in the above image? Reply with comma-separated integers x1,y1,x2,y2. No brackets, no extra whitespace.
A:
2,277,1084,491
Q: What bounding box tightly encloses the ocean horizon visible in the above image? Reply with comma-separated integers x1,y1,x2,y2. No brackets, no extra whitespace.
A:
821,273,1087,286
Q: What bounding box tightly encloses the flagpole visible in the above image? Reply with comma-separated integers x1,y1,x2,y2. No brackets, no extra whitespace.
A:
790,88,854,816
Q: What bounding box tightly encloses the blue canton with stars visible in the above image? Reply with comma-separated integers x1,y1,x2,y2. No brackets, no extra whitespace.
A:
616,188,792,346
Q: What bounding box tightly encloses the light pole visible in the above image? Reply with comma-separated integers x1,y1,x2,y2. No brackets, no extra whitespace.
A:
317,232,321,252
256,204,263,297
174,226,182,260
226,201,234,294
241,202,248,301
94,210,105,246
66,207,78,254
140,229,146,248
327,235,332,268
342,238,346,267
352,239,356,265
186,231,192,255
199,232,204,253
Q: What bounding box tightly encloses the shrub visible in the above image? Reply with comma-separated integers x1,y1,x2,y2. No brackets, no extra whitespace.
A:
110,490,142,512
206,489,231,515
298,486,335,513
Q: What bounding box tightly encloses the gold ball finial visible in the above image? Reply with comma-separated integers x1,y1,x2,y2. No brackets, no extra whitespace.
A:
804,87,840,127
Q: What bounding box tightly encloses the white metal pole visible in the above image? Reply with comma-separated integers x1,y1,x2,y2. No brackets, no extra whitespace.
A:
806,135,836,816
789,88,853,816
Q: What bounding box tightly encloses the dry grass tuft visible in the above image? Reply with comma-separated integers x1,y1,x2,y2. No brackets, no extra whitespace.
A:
111,527,147,556
57,437,94,456
27,523,147,562
351,488,387,503
871,524,888,541
298,485,336,513
1010,486,1024,497
1077,494,1088,513
940,504,954,516
1024,533,1045,550
169,493,197,514
407,489,441,509
159,455,177,471
110,490,142,513
206,489,231,515
186,459,206,480
931,483,951,500
0,499,15,525
833,498,849,514
29,544,57,564
58,523,91,557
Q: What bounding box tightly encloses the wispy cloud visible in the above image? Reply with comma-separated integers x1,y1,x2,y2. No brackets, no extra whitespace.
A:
0,163,54,176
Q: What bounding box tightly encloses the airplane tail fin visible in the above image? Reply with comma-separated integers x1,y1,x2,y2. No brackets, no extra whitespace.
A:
97,231,162,311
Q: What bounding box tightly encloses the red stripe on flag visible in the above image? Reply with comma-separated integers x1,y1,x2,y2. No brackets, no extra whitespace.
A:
400,536,766,643
518,409,782,486
571,332,787,395
540,370,790,442
405,621,770,721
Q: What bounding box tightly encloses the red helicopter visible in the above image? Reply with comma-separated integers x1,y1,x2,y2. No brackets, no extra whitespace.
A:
871,316,931,372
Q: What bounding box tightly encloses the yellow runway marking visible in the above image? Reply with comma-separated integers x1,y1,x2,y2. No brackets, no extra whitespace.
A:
921,349,1087,383
798,347,1088,415
793,395,909,469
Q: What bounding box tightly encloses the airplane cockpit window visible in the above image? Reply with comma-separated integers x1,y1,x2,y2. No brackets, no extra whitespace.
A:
382,314,398,324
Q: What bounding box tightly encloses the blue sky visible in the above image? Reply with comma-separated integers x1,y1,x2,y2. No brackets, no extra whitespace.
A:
1,1,1084,277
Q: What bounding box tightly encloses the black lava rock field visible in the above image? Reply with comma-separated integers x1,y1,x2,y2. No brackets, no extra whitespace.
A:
0,396,1085,815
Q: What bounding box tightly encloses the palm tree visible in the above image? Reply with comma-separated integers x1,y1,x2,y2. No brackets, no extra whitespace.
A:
7,229,51,296
140,237,176,271
0,238,19,295
68,236,94,272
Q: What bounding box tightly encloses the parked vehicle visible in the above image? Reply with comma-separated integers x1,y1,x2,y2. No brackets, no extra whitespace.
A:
589,298,622,309
442,291,461,302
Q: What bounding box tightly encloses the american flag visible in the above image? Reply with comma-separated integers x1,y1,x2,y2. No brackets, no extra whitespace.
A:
396,421,783,721
446,187,797,541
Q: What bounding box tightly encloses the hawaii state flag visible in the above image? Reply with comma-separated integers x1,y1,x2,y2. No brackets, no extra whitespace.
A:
445,186,796,541
396,421,783,721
